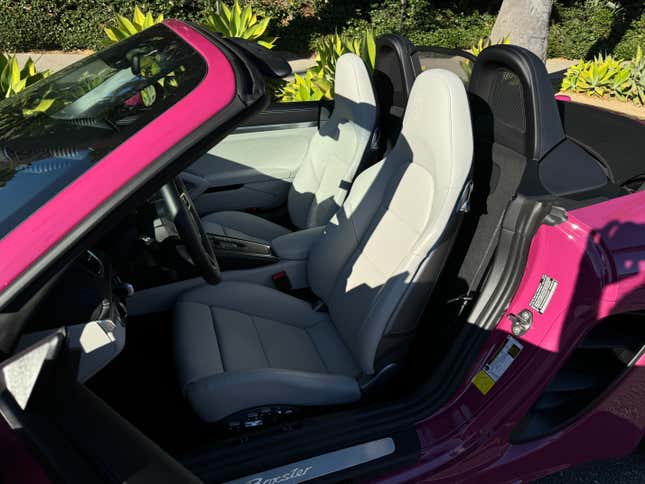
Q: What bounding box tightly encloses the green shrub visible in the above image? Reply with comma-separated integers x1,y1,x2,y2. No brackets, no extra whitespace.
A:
104,5,163,45
312,31,376,78
0,53,50,99
560,51,645,105
0,0,643,62
279,70,330,102
0,1,208,52
614,13,645,60
280,30,375,102
626,46,645,105
203,0,276,49
548,1,617,59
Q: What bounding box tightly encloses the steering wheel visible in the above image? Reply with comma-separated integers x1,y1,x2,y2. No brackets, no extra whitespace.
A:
160,178,221,284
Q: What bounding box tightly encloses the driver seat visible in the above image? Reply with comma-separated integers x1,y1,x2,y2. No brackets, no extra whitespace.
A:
174,69,473,422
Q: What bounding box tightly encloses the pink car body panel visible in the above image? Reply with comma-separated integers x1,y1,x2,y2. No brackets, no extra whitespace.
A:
374,190,645,483
0,19,236,294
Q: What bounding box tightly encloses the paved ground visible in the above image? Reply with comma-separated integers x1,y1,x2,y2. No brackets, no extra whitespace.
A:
14,51,317,77
15,51,90,73
535,450,645,483
545,57,577,75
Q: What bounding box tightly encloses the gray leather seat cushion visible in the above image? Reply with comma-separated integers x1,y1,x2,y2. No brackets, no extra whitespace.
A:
174,281,361,421
201,210,292,244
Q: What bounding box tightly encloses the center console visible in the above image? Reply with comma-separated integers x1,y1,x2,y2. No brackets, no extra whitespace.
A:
208,225,326,270
209,234,279,269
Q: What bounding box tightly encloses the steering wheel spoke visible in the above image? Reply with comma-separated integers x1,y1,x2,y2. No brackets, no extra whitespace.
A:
160,178,221,284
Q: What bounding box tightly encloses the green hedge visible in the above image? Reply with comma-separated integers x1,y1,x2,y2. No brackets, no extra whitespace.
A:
548,0,645,60
0,1,209,51
1,0,644,60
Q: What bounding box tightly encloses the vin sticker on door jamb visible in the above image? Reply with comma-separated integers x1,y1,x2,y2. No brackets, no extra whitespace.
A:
472,336,524,396
529,274,558,314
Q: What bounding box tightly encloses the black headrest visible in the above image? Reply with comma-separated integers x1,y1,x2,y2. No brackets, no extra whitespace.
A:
468,45,565,160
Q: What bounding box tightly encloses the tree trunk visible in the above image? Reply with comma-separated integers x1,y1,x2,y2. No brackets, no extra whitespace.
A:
490,0,554,62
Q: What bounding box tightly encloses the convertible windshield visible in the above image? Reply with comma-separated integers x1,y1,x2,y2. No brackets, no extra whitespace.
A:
0,24,206,240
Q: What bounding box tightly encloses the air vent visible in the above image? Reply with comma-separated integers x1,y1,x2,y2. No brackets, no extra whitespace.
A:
511,312,645,442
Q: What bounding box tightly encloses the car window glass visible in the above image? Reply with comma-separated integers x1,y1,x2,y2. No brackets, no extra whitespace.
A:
0,24,207,240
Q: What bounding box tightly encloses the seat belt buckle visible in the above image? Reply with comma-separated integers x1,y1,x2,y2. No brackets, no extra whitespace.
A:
271,271,292,293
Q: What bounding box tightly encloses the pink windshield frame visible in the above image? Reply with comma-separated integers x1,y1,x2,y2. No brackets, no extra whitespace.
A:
0,20,236,294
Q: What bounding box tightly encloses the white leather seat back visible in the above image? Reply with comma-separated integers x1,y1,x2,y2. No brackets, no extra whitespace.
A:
307,69,473,373
288,53,377,229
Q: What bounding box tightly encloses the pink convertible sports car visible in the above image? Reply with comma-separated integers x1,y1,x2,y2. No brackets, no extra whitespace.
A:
0,19,644,484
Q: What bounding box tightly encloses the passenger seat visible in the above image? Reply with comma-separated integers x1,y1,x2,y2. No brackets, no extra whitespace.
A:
201,53,378,244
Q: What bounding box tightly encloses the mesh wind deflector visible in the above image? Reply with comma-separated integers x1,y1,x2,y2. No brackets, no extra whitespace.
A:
490,68,526,134
413,48,475,85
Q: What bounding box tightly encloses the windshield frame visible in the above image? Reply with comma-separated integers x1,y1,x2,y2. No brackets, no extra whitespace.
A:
0,20,240,308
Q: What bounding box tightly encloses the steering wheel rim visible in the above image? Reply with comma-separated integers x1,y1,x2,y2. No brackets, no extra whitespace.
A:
160,178,221,284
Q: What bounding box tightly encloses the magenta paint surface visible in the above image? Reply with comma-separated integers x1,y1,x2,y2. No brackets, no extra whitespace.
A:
374,191,645,483
0,417,50,484
0,19,236,294
554,94,571,102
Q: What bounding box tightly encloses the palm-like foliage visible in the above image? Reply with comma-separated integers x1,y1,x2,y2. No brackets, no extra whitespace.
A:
280,30,375,102
313,31,376,80
0,54,50,99
560,52,643,104
627,46,645,105
203,1,276,49
279,70,331,102
104,5,164,45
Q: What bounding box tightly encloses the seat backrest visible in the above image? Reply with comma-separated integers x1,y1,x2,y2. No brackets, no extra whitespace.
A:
307,69,473,374
288,53,377,230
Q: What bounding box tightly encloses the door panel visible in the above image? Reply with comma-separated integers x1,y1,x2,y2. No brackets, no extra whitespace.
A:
185,102,324,215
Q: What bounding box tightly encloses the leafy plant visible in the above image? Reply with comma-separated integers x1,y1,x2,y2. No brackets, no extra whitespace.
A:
0,54,50,99
560,50,645,106
104,5,163,45
577,58,616,96
279,29,375,102
313,30,376,80
279,70,331,102
626,46,645,105
470,35,511,57
561,59,587,92
203,1,276,49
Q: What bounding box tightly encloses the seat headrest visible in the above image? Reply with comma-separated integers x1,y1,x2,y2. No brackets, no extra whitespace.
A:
468,45,565,160
397,69,473,183
333,53,377,127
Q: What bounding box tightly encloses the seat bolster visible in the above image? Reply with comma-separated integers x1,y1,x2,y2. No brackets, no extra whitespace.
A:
185,368,361,422
177,281,325,329
201,210,292,243
174,301,224,393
